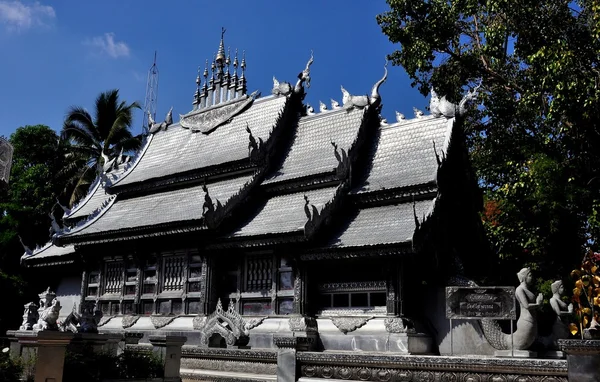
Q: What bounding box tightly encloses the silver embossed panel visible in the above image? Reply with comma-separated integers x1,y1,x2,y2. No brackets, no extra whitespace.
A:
446,286,516,320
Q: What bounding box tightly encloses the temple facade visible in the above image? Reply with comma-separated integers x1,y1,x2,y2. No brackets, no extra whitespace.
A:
20,32,495,378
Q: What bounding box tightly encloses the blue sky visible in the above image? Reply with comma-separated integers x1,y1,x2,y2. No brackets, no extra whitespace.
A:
0,0,428,139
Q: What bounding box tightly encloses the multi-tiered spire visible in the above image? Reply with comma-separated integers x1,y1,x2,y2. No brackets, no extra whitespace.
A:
193,28,247,111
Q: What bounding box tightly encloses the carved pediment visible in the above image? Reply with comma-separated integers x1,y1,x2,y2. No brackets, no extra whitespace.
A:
180,92,257,134
122,315,140,329
330,316,372,334
150,315,179,329
196,299,266,347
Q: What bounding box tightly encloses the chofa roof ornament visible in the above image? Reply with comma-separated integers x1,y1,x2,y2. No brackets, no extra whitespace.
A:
148,106,173,134
430,82,481,118
148,107,173,134
271,50,314,98
341,59,388,111
294,51,314,96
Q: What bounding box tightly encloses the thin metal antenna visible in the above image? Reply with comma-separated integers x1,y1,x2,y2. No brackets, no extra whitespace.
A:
142,51,159,135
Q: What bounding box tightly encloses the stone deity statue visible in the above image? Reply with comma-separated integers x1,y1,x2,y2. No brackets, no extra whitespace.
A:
549,280,573,348
19,302,39,330
32,287,62,331
512,267,544,350
79,301,103,333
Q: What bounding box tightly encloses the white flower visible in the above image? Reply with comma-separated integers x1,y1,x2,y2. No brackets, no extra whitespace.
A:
2,347,9,353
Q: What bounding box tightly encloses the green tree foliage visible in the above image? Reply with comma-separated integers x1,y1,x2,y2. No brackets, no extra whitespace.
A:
0,125,67,335
377,0,600,284
61,89,141,206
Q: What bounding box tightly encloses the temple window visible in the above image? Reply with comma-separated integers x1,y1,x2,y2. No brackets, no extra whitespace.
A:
234,253,296,315
142,257,157,296
245,254,272,291
124,267,137,296
158,299,183,315
318,283,387,310
87,272,100,297
313,260,389,314
160,254,185,293
186,253,203,314
103,260,124,295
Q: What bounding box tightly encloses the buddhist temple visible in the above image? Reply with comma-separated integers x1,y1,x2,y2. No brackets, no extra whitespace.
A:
19,31,499,380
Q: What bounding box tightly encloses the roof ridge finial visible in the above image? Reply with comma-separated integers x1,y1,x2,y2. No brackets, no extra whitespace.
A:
194,66,201,105
233,49,239,68
226,47,231,72
241,50,246,75
216,27,227,67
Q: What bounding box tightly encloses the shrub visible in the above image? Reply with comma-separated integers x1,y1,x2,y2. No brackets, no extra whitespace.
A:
569,249,600,337
63,345,163,382
0,348,24,382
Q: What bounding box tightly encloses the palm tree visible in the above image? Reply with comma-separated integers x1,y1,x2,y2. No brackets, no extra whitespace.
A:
61,89,141,206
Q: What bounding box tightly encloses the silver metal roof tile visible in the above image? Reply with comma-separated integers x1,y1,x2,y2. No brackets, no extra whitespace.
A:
328,199,434,248
115,96,288,186
354,116,450,193
22,242,76,262
264,108,365,184
64,174,254,237
231,186,339,237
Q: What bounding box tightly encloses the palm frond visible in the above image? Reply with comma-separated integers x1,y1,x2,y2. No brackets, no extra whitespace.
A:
63,106,101,143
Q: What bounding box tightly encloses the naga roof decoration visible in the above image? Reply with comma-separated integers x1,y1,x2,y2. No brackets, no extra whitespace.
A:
64,165,128,221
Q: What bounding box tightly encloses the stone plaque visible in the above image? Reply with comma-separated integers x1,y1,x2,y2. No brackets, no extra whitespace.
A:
445,286,516,320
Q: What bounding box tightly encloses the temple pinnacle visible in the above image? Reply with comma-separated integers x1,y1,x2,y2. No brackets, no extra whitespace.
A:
216,27,226,65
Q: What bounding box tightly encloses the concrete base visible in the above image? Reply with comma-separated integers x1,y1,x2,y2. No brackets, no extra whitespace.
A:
559,339,600,382
494,349,537,358
149,335,187,382
543,350,565,359
14,330,74,382
317,317,433,354
276,348,296,382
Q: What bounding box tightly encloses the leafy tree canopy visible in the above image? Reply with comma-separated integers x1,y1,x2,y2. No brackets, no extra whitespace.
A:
0,125,66,335
1,125,67,255
378,0,600,284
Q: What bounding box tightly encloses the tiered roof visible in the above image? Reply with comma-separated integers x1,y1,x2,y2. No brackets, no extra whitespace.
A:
23,32,466,266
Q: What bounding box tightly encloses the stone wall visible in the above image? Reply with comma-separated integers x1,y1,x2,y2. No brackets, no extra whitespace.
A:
55,275,82,319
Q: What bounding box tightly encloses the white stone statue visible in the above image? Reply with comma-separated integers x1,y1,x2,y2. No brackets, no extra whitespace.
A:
32,287,62,331
549,280,573,348
480,267,544,352
19,302,39,330
512,267,544,349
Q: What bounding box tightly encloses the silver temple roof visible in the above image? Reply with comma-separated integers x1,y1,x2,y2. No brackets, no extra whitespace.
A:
61,174,254,238
264,108,365,185
353,116,451,194
21,242,75,264
231,186,339,237
327,200,434,248
113,95,288,187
